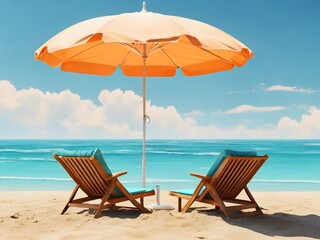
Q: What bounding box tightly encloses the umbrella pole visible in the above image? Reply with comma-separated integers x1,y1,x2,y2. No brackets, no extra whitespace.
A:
142,43,147,188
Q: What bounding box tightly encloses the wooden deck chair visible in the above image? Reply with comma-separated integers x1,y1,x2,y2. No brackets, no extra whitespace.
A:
169,149,268,218
53,148,155,218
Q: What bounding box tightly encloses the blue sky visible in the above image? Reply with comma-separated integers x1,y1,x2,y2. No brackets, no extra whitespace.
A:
0,0,319,139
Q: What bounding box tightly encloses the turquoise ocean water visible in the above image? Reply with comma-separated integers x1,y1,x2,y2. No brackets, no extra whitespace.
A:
0,140,319,191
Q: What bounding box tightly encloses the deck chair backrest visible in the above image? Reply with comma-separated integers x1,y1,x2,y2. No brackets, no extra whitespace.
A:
212,155,268,200
55,155,112,197
53,149,115,197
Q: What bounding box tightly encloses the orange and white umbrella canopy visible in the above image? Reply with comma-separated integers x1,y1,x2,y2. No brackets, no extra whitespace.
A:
35,3,253,77
35,2,253,187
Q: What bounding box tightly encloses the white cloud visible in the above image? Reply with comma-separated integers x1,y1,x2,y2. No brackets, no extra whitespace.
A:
0,80,140,138
277,107,320,138
0,80,319,139
183,110,205,118
225,104,286,114
264,85,317,93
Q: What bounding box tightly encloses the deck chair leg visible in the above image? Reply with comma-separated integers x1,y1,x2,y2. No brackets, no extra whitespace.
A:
244,186,263,215
94,180,117,218
178,197,182,212
130,198,150,213
116,182,150,213
61,184,80,215
129,198,150,213
181,181,205,213
140,197,144,207
204,182,231,218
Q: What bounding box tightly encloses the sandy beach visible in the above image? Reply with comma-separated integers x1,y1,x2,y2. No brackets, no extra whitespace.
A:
0,191,319,240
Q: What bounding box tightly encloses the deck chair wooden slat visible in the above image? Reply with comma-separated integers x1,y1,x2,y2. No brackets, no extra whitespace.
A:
215,159,240,194
222,159,253,198
218,159,242,198
68,157,109,196
231,160,261,197
229,159,258,197
232,159,262,197
214,159,239,198
73,158,96,194
218,158,258,199
62,158,93,195
226,161,252,198
54,148,155,218
70,160,94,194
68,157,100,196
170,149,268,218
215,160,232,188
81,158,107,195
81,159,104,194
230,159,252,196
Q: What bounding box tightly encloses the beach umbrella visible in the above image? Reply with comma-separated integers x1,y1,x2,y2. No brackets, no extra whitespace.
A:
34,2,253,187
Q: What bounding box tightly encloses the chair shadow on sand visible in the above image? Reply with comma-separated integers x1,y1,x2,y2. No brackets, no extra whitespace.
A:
77,206,143,219
197,207,320,239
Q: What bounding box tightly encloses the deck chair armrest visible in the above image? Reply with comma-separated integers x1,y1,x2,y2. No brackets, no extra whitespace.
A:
112,171,128,178
190,172,211,180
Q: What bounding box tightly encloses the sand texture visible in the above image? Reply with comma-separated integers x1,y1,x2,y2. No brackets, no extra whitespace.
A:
0,191,319,240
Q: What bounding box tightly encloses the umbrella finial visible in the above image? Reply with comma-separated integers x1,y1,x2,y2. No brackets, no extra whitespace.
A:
141,1,147,12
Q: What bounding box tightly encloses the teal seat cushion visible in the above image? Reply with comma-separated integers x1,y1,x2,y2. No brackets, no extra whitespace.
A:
110,188,154,199
170,188,213,199
110,187,154,199
171,189,201,196
127,188,154,195
206,149,257,177
55,148,113,176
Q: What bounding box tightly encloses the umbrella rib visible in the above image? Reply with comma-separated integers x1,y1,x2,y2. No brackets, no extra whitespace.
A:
116,42,164,66
147,36,236,67
127,42,159,57
117,43,144,67
118,50,135,67
57,41,105,64
145,43,159,56
145,42,176,56
196,46,236,66
118,43,143,56
158,48,179,68
118,42,171,58
161,44,236,69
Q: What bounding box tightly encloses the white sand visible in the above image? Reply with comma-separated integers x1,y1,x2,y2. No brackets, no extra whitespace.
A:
0,191,319,240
